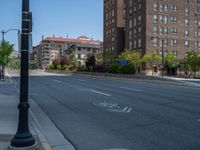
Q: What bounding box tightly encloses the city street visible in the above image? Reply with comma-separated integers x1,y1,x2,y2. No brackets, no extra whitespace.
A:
7,70,200,150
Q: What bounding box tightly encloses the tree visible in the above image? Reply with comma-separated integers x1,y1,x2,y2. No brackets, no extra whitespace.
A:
0,41,14,78
119,49,142,72
185,51,200,78
142,50,161,75
85,55,96,70
165,53,178,76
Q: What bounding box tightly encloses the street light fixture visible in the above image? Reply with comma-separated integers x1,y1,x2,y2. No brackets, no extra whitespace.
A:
10,0,36,148
151,36,165,77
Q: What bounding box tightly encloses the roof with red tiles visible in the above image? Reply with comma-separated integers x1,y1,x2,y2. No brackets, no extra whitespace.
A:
43,37,102,45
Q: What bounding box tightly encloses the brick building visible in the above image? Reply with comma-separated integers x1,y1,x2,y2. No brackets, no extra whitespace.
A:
103,0,126,65
104,0,200,68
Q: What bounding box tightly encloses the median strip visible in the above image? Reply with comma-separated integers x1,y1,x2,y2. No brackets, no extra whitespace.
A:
89,89,111,97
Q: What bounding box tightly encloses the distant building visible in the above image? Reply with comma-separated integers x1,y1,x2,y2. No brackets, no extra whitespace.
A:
32,36,102,69
66,42,103,67
104,0,200,69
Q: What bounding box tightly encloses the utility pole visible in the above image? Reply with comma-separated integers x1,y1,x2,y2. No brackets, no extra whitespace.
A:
161,38,164,77
10,0,36,148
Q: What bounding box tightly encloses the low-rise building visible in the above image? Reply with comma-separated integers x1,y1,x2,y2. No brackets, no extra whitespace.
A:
32,36,102,69
66,42,103,67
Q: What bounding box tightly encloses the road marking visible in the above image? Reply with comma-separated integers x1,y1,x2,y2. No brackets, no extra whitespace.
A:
197,119,200,122
77,79,86,82
52,79,61,83
101,148,131,150
93,101,132,113
89,89,111,96
120,86,143,92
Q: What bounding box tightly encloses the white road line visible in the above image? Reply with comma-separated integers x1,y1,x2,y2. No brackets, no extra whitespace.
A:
197,119,200,122
77,79,86,82
127,108,132,113
52,79,62,83
120,86,143,92
89,89,111,97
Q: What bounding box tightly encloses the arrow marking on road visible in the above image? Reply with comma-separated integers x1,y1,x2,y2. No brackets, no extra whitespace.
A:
120,86,143,92
89,89,111,97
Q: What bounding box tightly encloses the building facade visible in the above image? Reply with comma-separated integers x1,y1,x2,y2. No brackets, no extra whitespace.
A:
103,0,126,65
67,43,103,67
33,36,102,69
104,0,200,68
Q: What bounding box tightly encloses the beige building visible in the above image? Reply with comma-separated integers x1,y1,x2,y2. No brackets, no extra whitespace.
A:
33,36,102,69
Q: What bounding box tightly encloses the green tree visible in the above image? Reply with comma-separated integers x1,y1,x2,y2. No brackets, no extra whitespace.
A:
165,53,178,76
185,50,200,78
8,56,20,69
0,41,14,78
85,55,96,71
119,49,141,72
142,50,161,75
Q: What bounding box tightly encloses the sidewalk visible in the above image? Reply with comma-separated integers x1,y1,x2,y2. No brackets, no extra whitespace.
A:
163,76,200,88
0,78,75,150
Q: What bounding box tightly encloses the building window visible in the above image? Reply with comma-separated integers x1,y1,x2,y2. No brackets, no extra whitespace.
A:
153,26,158,34
133,40,137,49
153,1,158,11
185,30,189,36
129,20,133,28
138,15,142,24
129,41,133,49
129,30,132,39
153,15,158,24
138,27,142,36
138,38,142,48
185,40,189,47
185,18,189,26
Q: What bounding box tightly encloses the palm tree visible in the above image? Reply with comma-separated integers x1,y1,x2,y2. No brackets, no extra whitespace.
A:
0,41,14,79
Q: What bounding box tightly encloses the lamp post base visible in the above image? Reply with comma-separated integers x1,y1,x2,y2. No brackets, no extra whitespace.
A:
8,143,38,150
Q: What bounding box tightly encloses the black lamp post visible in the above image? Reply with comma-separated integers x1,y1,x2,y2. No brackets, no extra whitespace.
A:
161,38,164,77
10,0,35,148
151,36,165,77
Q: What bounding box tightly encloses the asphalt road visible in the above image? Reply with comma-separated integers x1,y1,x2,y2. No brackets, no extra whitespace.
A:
8,70,200,150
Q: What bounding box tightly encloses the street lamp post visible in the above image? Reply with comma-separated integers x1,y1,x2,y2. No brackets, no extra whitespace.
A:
151,36,165,77
10,0,36,148
161,38,164,77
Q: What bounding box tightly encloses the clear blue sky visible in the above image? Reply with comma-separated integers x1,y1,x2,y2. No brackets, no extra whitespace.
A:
0,0,103,50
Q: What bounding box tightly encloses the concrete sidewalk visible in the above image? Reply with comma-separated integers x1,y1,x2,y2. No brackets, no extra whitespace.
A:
163,76,200,88
0,78,75,150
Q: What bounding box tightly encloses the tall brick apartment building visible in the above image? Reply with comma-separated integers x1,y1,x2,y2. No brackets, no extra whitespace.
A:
103,0,125,64
104,0,200,66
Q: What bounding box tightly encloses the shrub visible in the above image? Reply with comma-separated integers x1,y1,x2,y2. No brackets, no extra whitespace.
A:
119,63,135,74
62,65,68,71
57,64,62,70
93,64,107,72
49,64,55,70
109,64,120,73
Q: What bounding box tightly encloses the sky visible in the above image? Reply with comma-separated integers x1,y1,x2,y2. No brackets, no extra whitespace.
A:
0,0,103,50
